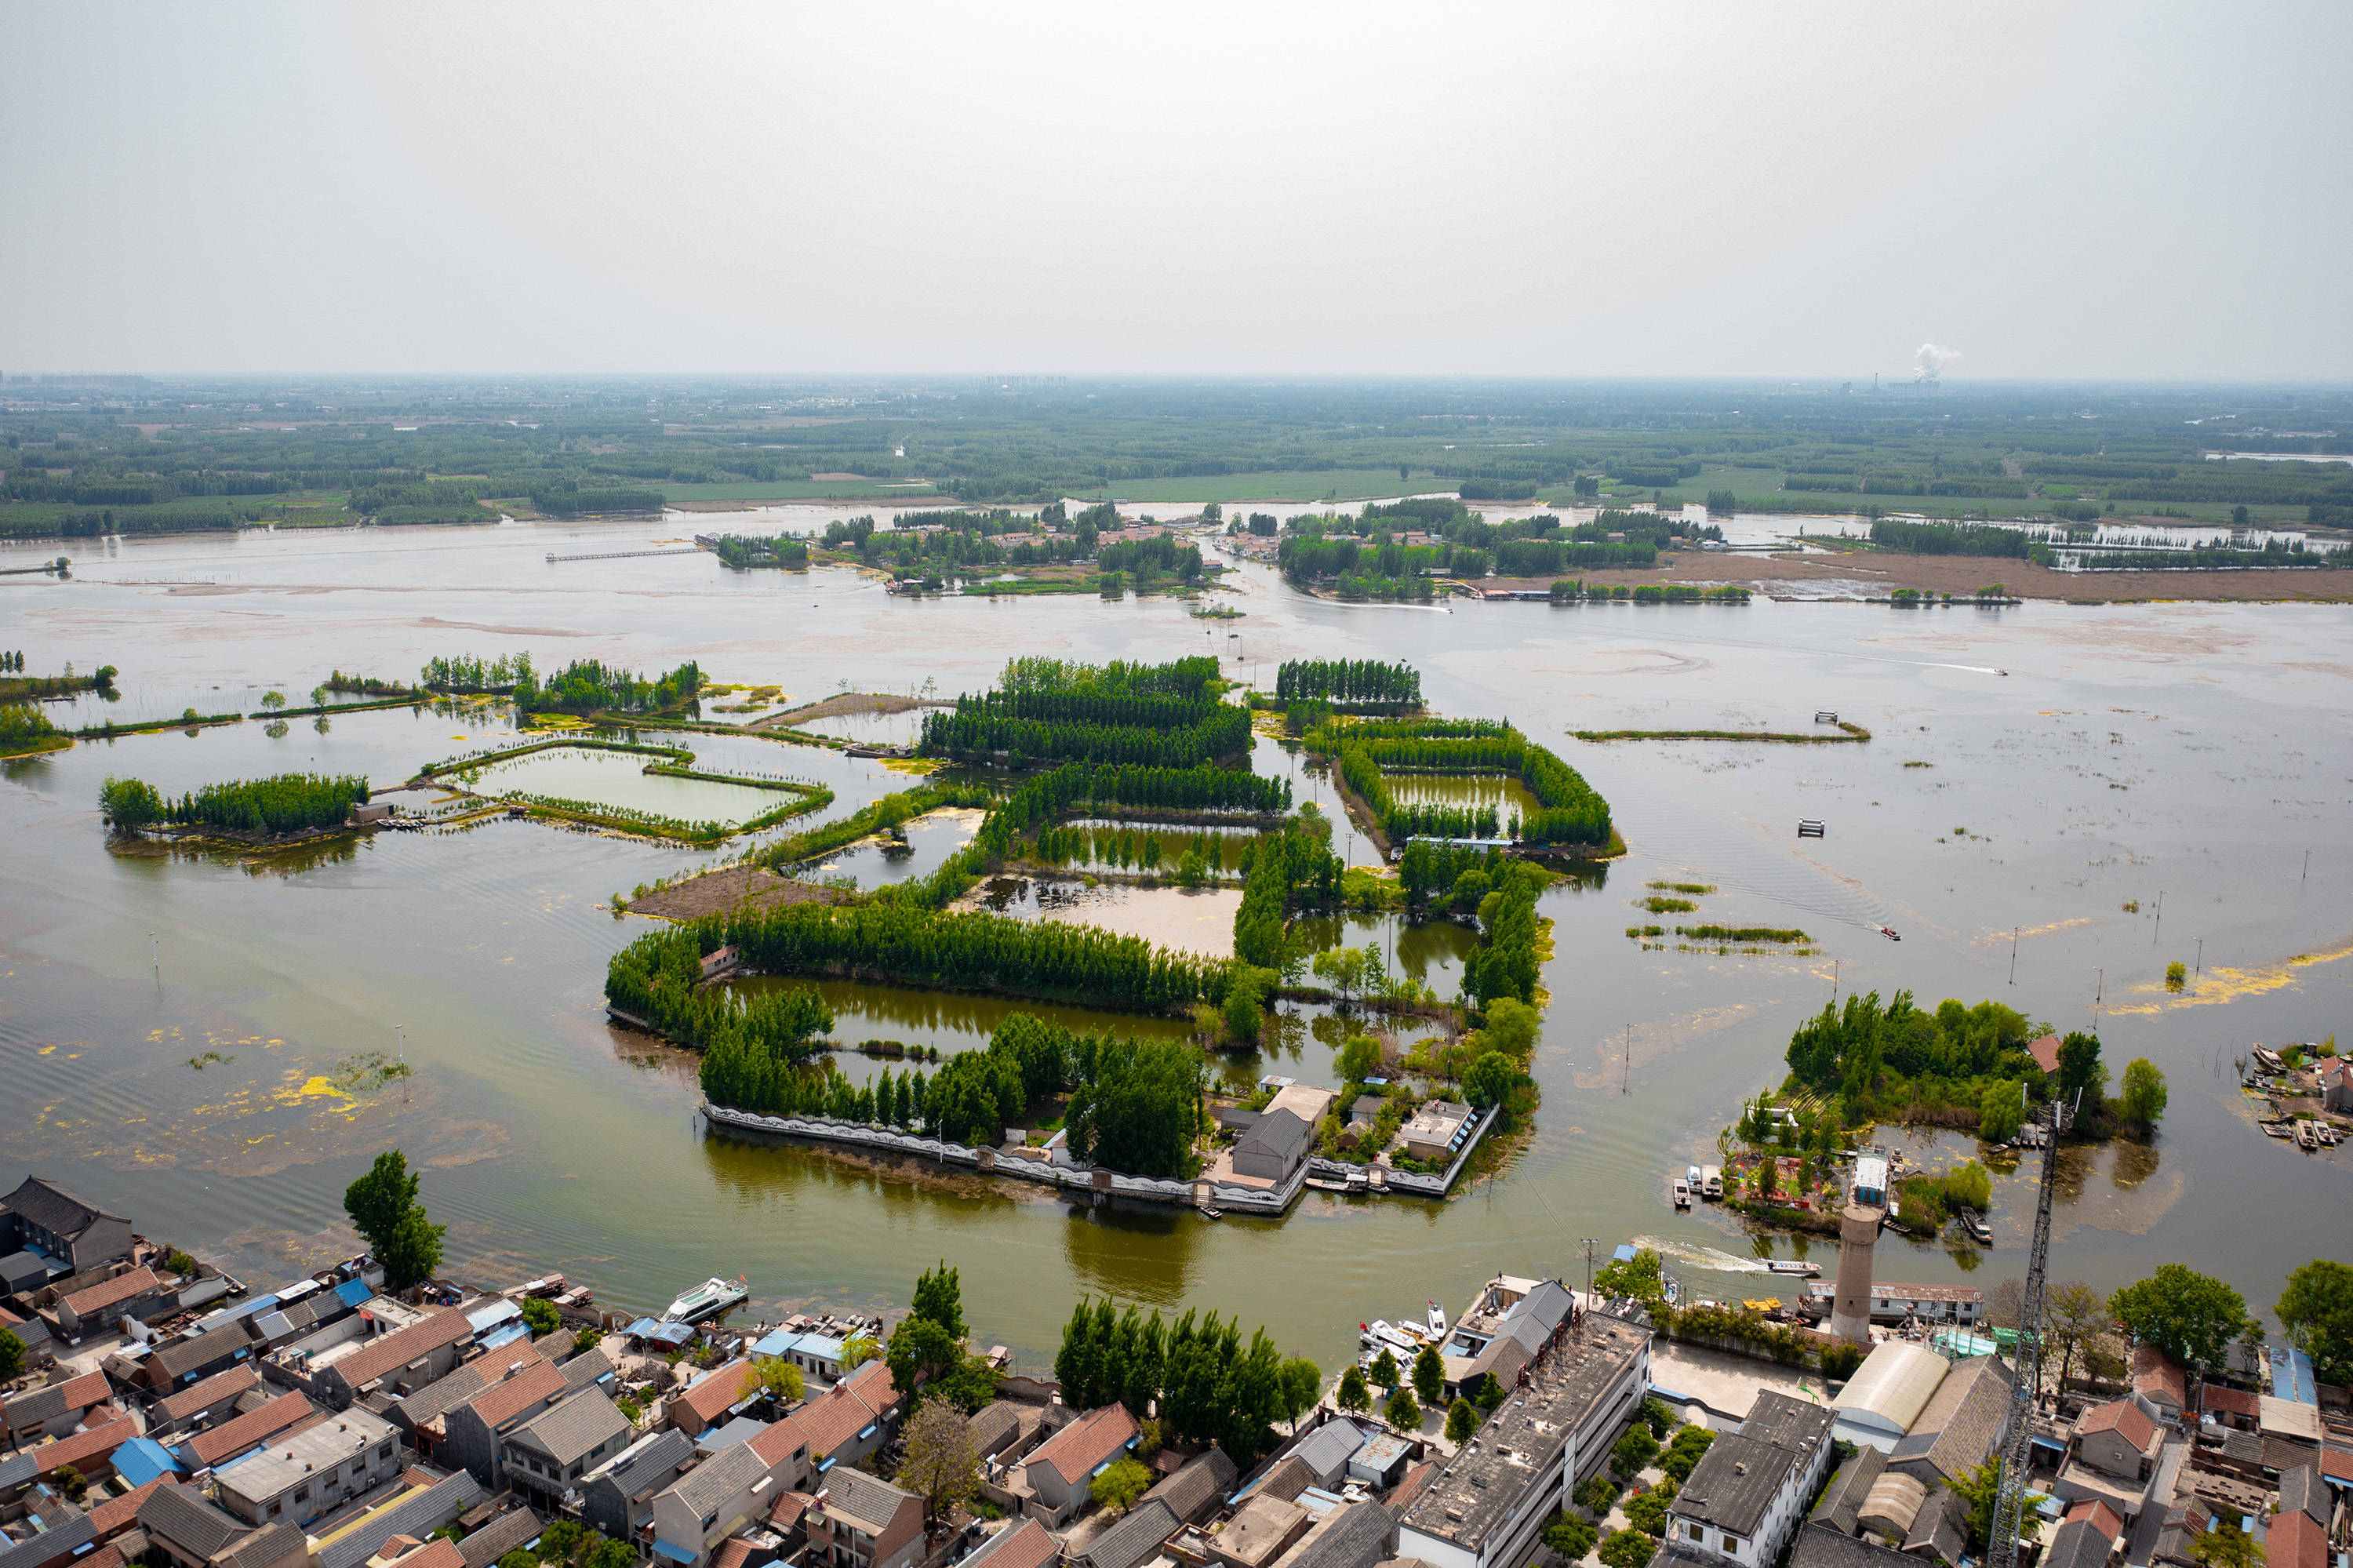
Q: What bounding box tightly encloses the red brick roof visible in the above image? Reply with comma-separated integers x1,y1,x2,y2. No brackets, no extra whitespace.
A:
2321,1446,2353,1483
35,1406,133,1475
329,1307,471,1392
182,1390,317,1468
674,1359,759,1427
793,1384,875,1461
2064,1499,2125,1544
4,1369,111,1428
709,1540,758,1568
978,1519,1060,1568
2028,1035,2062,1075
380,1541,467,1568
2264,1511,2329,1568
2201,1384,2260,1419
1024,1403,1139,1487
463,1358,568,1432
2131,1345,2187,1406
769,1492,813,1531
89,1477,164,1537
157,1365,262,1425
2075,1399,2158,1451
63,1267,164,1318
747,1415,809,1471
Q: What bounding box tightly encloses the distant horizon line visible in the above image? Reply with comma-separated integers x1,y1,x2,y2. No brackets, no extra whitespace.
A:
5,371,2352,389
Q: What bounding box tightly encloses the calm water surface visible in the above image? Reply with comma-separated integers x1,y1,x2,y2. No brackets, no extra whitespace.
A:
3,516,2349,1371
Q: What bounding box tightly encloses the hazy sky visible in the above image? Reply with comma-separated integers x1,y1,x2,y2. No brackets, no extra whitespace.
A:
5,2,2348,380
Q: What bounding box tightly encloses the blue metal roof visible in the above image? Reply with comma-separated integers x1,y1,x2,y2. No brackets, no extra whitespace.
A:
751,1330,796,1358
626,1317,664,1337
1613,1244,1638,1263
478,1322,532,1352
2271,1346,2318,1403
113,1437,184,1489
467,1299,523,1333
650,1542,696,1565
334,1278,374,1308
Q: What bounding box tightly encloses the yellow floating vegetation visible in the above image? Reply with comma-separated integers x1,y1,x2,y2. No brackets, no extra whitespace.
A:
2108,931,2353,1013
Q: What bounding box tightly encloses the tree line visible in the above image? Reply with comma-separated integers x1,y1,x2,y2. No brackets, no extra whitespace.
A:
1337,747,1499,841
1054,1297,1318,1466
1460,863,1543,1008
420,652,533,692
714,533,810,569
100,771,369,835
1318,727,1613,848
1234,817,1345,970
1869,519,2035,558
922,703,1249,769
1273,660,1422,706
529,486,665,517
1780,990,2167,1140
520,658,701,716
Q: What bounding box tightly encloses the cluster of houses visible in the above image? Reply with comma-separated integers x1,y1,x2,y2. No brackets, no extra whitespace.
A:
5,1204,1681,1568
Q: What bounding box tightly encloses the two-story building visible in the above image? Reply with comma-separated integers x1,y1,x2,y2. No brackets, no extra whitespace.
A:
53,1265,172,1341
575,1428,696,1543
213,1407,403,1529
647,1418,812,1568
498,1388,635,1515
667,1359,762,1439
1662,1392,1838,1568
295,1305,478,1410
804,1469,925,1568
0,1177,134,1275
440,1355,574,1487
0,1369,112,1445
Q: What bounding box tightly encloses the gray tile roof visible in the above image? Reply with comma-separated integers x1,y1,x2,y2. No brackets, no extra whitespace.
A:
217,1522,308,1568
458,1508,544,1568
1283,1500,1392,1568
562,1349,614,1390
2041,1518,2111,1568
668,1442,774,1523
510,1388,629,1468
2278,1465,2326,1527
1235,1109,1313,1166
969,1401,1024,1457
1900,1487,1966,1563
590,1428,696,1502
1144,1448,1238,1525
1789,1525,1915,1568
140,1482,248,1560
1673,1392,1835,1537
1075,1498,1176,1568
1808,1448,1886,1533
1255,1456,1314,1504
2,1177,124,1240
0,1514,96,1568
391,1362,495,1430
315,1472,486,1568
820,1468,918,1536
1291,1420,1368,1479
1899,1355,2013,1486
150,1328,256,1381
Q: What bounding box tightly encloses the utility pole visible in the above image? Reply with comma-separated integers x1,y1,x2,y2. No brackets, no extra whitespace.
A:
150,930,159,979
2153,890,2162,944
2009,927,2018,987
2195,937,2203,974
1831,959,1841,1007
1622,1026,1631,1095
1580,1239,1602,1334
2093,968,2104,1030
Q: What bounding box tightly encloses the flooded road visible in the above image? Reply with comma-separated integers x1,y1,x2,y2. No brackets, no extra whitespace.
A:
2,514,2350,1370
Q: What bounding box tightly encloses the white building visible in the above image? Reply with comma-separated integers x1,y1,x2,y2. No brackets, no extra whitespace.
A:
1663,1392,1837,1567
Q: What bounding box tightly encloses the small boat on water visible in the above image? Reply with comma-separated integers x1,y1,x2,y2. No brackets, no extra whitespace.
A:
1203,1207,1224,1220
1961,1208,1993,1245
664,1276,747,1324
1305,1177,1353,1192
1686,1165,1704,1191
1767,1260,1821,1278
1672,1177,1692,1210
1879,926,1901,941
1427,1301,1448,1339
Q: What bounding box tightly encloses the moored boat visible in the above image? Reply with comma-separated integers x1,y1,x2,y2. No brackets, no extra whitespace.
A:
664,1275,747,1324
1766,1259,1821,1278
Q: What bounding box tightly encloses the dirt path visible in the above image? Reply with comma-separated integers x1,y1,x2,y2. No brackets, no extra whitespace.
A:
753,691,951,730
1488,551,2351,603
626,866,843,921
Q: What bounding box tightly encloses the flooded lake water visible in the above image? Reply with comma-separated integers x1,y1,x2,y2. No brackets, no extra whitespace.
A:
3,513,2350,1371
459,744,797,825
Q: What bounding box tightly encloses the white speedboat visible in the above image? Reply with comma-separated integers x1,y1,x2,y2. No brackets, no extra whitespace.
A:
1766,1260,1821,1278
1426,1301,1448,1339
664,1276,747,1324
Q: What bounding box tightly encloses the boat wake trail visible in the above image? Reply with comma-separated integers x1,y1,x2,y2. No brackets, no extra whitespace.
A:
1629,1235,1773,1275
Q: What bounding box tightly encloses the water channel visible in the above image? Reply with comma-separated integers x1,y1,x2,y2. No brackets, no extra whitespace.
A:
2,512,2348,1373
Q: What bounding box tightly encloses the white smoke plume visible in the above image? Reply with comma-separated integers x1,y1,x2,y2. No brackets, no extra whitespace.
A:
1914,343,1962,383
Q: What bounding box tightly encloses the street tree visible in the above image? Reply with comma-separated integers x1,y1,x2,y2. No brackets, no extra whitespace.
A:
899,1399,981,1523
2111,1264,2255,1372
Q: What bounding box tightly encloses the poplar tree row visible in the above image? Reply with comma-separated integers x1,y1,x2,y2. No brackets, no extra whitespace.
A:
1054,1298,1304,1465
1272,659,1423,706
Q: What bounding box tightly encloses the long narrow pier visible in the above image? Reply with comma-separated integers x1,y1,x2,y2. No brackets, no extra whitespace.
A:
545,548,707,563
